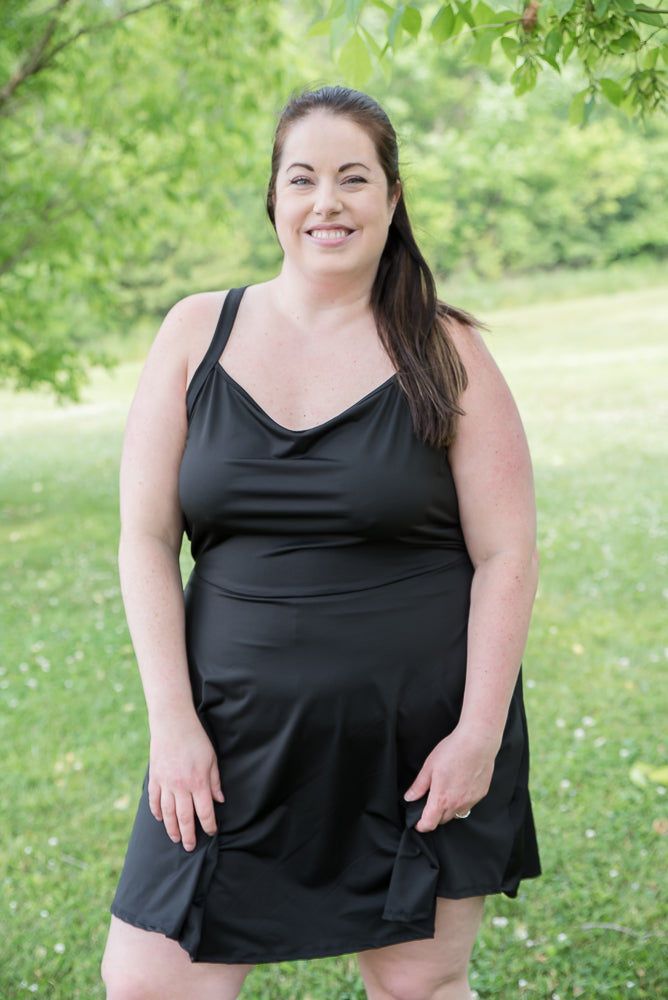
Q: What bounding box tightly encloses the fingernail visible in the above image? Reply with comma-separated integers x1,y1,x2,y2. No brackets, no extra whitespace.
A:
404,789,415,801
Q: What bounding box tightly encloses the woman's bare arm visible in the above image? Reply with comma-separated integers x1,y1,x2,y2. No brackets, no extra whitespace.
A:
405,324,539,832
119,292,225,851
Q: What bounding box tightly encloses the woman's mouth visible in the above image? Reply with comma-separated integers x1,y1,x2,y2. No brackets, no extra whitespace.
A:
306,227,354,243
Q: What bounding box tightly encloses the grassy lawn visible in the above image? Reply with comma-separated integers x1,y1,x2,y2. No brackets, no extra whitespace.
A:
1,278,666,999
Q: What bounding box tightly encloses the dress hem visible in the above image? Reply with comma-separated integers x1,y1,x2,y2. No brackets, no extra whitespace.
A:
110,869,541,966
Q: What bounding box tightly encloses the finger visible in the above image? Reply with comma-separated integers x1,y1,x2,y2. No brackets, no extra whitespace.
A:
192,787,218,838
174,793,197,852
404,765,432,804
209,760,225,804
160,791,181,844
148,776,163,822
415,789,448,833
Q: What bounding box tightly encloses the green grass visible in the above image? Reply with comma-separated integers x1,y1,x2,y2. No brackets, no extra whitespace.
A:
1,275,666,999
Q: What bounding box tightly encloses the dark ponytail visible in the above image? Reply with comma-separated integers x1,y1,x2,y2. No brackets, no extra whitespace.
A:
268,86,478,449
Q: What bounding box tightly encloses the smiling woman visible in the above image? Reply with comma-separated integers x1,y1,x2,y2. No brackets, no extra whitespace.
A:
271,118,399,279
102,86,540,1000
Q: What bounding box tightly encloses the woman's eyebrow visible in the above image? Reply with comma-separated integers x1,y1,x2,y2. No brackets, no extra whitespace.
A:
285,161,371,172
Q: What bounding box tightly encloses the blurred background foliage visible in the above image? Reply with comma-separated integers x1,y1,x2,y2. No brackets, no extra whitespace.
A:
1,0,667,397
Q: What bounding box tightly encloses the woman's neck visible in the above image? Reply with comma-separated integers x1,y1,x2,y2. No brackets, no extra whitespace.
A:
269,261,375,330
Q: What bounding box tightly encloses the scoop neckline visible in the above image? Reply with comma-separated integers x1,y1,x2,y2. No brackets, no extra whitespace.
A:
216,363,398,435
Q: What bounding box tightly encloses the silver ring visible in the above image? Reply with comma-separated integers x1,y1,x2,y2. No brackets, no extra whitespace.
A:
454,810,471,819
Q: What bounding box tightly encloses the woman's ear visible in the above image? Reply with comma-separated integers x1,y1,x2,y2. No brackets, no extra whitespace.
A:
389,181,401,219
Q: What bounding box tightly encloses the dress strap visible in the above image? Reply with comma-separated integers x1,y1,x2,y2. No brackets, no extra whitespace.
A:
185,286,247,417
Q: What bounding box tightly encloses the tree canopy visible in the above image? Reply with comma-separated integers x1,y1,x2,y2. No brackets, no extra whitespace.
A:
316,0,668,121
1,0,667,397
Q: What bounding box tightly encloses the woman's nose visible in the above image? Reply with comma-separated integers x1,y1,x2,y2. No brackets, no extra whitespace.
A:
313,181,342,216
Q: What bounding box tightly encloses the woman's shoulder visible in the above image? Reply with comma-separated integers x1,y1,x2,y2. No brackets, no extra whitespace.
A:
148,290,230,381
437,304,492,378
161,289,228,344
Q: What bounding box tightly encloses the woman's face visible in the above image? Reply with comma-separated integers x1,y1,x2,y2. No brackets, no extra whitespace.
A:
272,111,400,285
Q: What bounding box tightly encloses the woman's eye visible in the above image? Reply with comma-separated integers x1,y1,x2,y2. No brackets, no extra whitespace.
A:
343,176,366,185
289,176,312,186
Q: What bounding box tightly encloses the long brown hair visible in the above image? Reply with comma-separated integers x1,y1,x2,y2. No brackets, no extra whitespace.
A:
266,86,477,448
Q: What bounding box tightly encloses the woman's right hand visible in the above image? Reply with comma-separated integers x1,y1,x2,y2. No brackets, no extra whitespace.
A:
147,711,224,852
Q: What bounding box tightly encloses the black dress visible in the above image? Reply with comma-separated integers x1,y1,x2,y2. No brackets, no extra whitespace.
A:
111,287,540,964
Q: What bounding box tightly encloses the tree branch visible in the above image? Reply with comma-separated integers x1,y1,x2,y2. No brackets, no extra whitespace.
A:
35,0,175,68
0,0,174,114
0,0,71,110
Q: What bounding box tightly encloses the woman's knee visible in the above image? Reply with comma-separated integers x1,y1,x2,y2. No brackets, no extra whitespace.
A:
101,917,252,1000
361,962,469,1000
101,958,149,1000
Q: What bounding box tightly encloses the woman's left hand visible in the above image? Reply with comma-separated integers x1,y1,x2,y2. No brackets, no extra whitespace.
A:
404,727,499,832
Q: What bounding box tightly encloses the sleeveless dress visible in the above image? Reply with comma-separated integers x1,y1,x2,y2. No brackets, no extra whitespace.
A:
111,287,540,964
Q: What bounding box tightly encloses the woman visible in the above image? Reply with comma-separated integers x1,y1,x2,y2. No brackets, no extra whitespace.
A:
102,86,540,1000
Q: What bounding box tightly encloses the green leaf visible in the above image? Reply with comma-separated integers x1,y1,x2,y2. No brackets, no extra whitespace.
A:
551,0,576,17
595,0,611,15
329,12,354,46
402,5,423,37
457,0,477,28
630,7,665,26
473,1,496,25
629,763,653,788
610,29,641,52
512,57,538,94
360,24,385,58
307,18,333,38
338,30,374,85
387,4,406,45
346,0,365,20
431,4,456,43
629,762,668,787
544,26,563,62
583,93,596,124
568,87,588,124
470,30,495,64
325,0,347,17
501,34,520,63
643,46,659,68
600,77,625,104
369,0,394,12
561,33,575,63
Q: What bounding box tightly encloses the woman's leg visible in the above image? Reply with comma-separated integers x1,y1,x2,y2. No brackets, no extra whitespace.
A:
357,897,485,1000
101,915,253,1000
